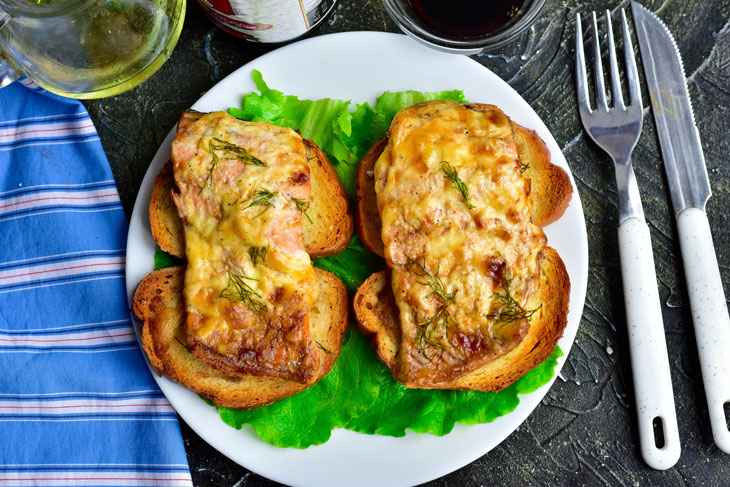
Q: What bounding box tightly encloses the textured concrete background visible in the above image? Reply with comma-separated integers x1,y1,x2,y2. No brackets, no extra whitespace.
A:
84,0,730,485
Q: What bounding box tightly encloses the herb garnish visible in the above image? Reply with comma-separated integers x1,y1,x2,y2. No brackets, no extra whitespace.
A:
210,138,266,166
201,138,266,190
316,341,333,355
441,161,474,210
201,141,221,191
220,271,267,312
485,273,541,330
412,259,457,356
520,162,530,174
292,197,312,223
243,188,277,218
414,259,455,304
417,306,452,355
248,246,268,266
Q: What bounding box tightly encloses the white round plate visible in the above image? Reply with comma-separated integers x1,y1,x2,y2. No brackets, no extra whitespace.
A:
126,31,588,487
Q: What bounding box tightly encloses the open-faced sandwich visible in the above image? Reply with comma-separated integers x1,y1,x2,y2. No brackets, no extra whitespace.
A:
354,100,572,391
133,111,352,409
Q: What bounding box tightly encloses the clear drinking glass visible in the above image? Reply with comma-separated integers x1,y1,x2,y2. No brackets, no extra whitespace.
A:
0,0,185,98
381,0,546,54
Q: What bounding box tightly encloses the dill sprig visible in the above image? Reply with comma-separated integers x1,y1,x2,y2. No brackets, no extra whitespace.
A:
219,271,267,312
292,197,312,223
201,141,221,191
520,162,530,174
412,259,457,356
441,160,475,210
416,305,452,354
485,275,541,329
316,341,332,355
201,138,266,191
414,259,456,304
247,246,268,266
243,188,277,218
210,138,266,166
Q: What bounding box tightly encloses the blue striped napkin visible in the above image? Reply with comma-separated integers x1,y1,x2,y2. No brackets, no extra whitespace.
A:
0,79,193,486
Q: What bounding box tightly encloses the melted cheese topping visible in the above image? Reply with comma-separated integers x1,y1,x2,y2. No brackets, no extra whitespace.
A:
170,111,319,383
374,101,547,387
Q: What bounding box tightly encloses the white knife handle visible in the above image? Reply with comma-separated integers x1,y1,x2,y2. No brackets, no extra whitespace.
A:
618,217,681,470
677,207,730,454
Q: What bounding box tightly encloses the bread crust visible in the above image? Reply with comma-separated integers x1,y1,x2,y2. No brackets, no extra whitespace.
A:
512,124,573,227
355,137,388,257
353,269,400,371
133,266,348,410
149,136,352,259
353,102,572,391
149,161,185,259
302,139,353,258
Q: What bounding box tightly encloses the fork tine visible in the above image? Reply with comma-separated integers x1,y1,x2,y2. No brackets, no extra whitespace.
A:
575,13,591,113
591,11,609,111
605,10,624,110
621,8,642,107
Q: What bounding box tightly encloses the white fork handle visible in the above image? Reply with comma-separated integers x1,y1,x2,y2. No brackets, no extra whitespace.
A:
618,217,681,470
677,207,730,454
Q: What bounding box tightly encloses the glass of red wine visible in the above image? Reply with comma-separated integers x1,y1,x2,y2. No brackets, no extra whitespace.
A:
382,0,547,53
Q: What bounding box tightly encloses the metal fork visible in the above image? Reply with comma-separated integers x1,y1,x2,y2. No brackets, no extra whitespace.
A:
576,10,681,470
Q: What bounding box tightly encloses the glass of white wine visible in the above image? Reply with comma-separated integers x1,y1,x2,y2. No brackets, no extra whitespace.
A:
0,0,185,98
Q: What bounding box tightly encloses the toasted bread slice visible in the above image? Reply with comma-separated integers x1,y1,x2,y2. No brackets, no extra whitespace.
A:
354,247,569,391
133,266,348,410
355,124,572,257
353,101,571,391
150,136,352,259
150,161,185,258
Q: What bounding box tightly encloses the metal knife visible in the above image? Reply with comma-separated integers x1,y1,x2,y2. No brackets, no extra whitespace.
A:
632,1,730,454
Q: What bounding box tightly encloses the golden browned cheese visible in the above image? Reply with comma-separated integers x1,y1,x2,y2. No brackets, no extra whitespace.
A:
170,111,320,384
373,101,547,387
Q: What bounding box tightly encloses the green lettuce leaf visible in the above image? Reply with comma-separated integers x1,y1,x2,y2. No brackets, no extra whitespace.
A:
347,347,563,436
217,327,388,448
229,70,468,200
312,236,384,295
154,247,183,270
218,329,562,447
373,89,468,124
175,72,562,449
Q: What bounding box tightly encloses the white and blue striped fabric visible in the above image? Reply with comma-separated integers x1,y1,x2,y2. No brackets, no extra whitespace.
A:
0,79,193,486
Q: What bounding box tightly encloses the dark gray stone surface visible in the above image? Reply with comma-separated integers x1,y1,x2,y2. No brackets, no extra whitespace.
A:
84,0,730,485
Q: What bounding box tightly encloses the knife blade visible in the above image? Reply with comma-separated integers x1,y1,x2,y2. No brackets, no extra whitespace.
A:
632,1,730,454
